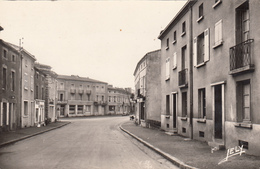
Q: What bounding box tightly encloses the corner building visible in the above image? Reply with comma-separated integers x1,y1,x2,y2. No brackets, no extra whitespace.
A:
57,75,108,117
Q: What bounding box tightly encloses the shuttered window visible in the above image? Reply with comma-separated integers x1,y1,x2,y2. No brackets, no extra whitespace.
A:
214,20,223,46
166,57,170,80
173,52,177,69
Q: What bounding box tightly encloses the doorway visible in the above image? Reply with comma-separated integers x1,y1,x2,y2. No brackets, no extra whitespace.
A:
172,93,177,128
214,85,222,139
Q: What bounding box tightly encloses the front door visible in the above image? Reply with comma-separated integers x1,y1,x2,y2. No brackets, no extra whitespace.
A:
214,85,222,139
172,94,177,128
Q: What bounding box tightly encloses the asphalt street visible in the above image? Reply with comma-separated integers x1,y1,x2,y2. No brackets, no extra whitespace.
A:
0,116,178,169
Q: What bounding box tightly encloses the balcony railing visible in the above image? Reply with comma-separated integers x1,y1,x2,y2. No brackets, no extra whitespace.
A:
230,39,254,75
178,69,188,87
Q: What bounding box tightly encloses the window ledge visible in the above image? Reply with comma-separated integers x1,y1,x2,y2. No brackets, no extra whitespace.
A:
234,122,252,129
197,118,206,123
195,62,206,68
181,116,187,121
172,66,177,70
181,32,186,37
197,16,204,23
24,87,28,90
165,47,169,50
172,40,176,45
212,0,222,9
165,77,170,81
213,41,223,49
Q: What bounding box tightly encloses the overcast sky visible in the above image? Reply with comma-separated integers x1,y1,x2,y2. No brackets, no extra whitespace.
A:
0,0,187,89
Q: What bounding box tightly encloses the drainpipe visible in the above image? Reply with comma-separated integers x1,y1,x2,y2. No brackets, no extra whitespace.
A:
189,4,194,139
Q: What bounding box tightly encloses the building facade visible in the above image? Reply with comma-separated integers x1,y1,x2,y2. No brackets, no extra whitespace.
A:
34,67,46,126
158,0,260,156
56,75,108,117
0,40,21,131
107,85,131,115
133,49,161,128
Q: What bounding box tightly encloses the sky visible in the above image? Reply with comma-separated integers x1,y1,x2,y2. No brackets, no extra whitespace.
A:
0,0,187,89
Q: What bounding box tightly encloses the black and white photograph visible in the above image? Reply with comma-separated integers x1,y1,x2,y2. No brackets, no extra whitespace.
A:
0,0,260,168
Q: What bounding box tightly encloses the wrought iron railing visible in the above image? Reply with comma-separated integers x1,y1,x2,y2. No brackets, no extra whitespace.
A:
178,68,188,86
230,39,254,71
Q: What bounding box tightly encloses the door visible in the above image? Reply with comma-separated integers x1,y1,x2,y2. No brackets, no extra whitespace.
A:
172,94,177,128
214,85,222,139
3,102,7,126
140,102,145,120
60,105,65,116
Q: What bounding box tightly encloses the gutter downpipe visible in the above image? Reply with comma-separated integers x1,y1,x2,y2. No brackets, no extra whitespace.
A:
189,3,194,139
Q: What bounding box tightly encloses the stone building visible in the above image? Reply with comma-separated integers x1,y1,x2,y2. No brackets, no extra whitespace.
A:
133,49,161,128
0,39,21,131
107,85,131,115
56,75,108,117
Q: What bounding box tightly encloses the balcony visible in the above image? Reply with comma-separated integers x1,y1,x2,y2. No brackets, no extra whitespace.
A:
229,39,254,75
85,90,91,94
78,89,84,94
70,89,76,94
57,100,67,104
178,69,188,88
99,101,107,106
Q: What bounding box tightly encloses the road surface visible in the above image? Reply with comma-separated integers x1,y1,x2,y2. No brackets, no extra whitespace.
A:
0,116,178,169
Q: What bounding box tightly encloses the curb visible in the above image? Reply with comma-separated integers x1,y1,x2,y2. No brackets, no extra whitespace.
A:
119,125,198,169
0,122,71,148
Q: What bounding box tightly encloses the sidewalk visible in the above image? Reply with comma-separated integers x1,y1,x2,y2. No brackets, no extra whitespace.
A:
0,121,70,148
120,121,260,169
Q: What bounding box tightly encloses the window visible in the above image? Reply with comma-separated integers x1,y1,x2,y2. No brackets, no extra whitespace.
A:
102,95,104,101
198,3,204,22
12,55,15,62
166,38,169,50
78,105,83,114
182,92,187,117
236,1,250,44
87,94,90,101
86,105,91,112
173,31,177,44
2,67,7,90
36,85,39,98
109,106,115,111
182,21,186,36
3,49,7,59
214,20,223,48
194,28,210,66
59,93,63,101
24,101,28,115
165,57,170,80
173,52,177,70
60,83,64,90
181,46,187,70
237,80,251,122
109,96,111,102
11,71,15,91
42,87,44,100
213,0,222,9
69,105,75,114
71,84,75,89
166,95,170,115
79,84,83,89
114,96,116,102
198,88,206,118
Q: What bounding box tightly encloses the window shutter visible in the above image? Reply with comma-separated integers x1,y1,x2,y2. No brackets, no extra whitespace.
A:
219,20,223,43
204,28,210,62
0,102,2,126
193,37,197,66
6,103,9,125
215,20,223,45
166,58,170,79
173,52,177,69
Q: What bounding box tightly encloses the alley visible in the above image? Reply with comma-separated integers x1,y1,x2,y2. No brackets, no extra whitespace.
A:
0,116,177,169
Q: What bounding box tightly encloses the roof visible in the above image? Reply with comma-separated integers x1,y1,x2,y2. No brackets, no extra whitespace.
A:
6,42,36,61
57,75,107,84
158,0,196,40
0,39,20,54
133,49,161,76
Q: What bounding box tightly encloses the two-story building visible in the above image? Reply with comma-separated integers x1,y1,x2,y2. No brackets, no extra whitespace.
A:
56,75,108,117
158,0,260,156
0,39,21,131
107,85,131,115
133,49,161,128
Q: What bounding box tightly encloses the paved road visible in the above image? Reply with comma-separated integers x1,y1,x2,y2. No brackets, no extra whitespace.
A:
0,116,178,169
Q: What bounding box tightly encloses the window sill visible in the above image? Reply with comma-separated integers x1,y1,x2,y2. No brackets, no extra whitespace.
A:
181,32,186,37
165,47,169,50
197,16,204,23
212,41,223,49
24,87,28,91
195,62,206,68
172,40,176,45
23,115,29,118
197,118,206,123
172,66,177,70
181,116,187,121
165,115,170,119
165,77,170,81
234,122,252,129
212,0,222,9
